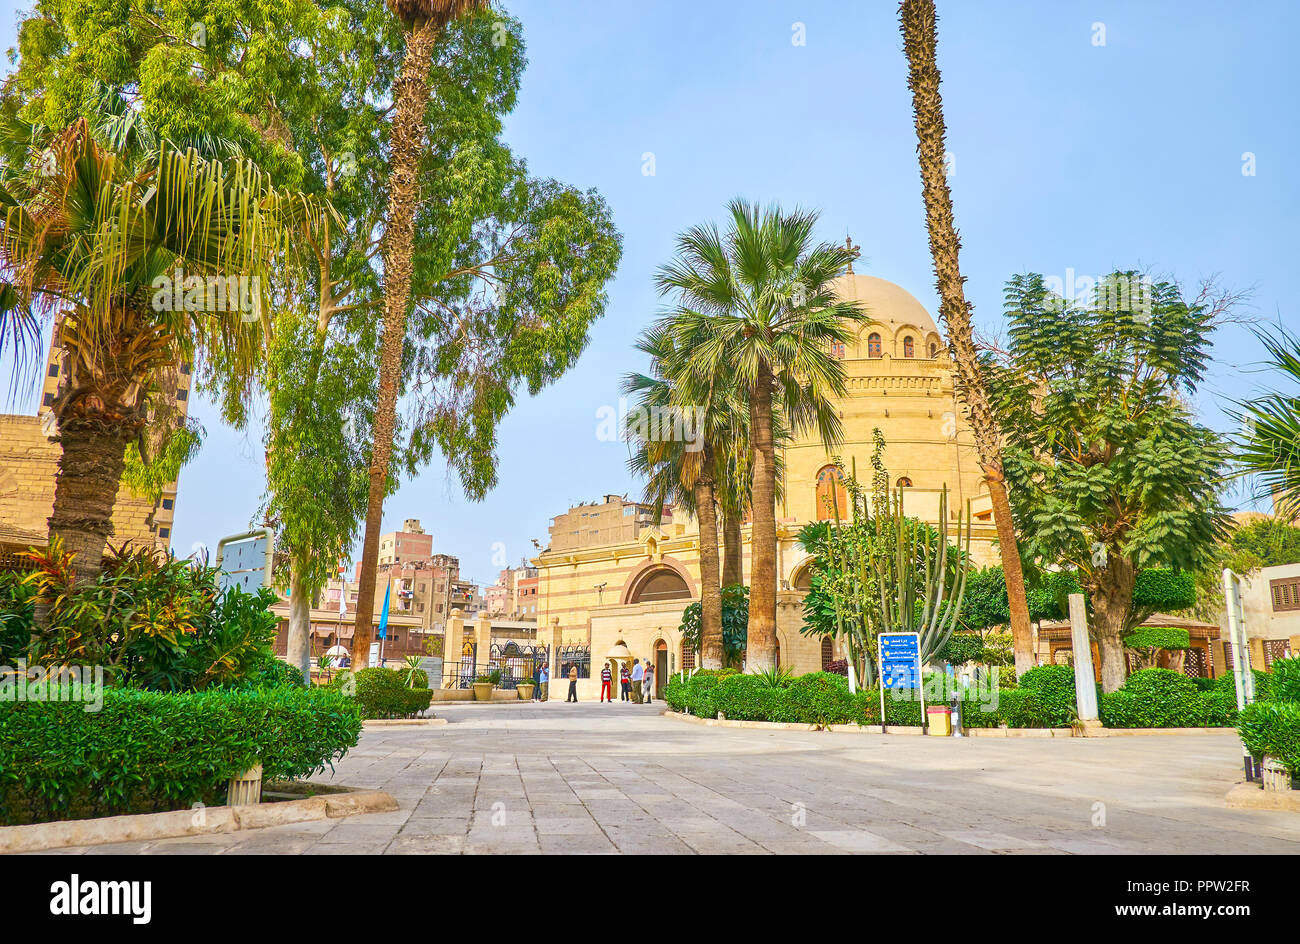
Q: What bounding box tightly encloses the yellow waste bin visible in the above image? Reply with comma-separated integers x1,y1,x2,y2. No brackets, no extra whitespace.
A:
926,706,952,736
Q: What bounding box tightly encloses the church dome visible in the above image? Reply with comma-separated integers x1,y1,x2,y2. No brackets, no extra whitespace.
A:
829,274,940,336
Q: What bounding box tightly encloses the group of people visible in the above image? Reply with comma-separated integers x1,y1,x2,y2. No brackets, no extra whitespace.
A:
530,659,656,704
599,658,655,704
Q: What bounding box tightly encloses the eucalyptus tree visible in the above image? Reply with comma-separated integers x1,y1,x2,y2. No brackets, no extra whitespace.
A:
898,0,1036,676
661,201,863,672
7,2,621,675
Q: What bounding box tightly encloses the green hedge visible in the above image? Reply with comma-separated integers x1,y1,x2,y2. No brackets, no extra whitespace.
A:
342,667,434,719
0,686,362,825
1101,668,1207,728
1236,657,1300,773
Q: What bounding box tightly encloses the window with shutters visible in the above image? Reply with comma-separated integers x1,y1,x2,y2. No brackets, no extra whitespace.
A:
1269,577,1300,612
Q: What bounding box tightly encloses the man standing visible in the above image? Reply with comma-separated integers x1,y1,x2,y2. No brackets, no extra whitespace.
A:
631,658,645,704
600,662,613,703
643,659,655,704
538,662,549,702
567,663,579,703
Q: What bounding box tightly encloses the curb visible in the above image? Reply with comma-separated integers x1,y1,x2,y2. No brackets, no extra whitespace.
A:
362,717,448,727
1224,782,1300,812
662,710,925,735
0,786,398,854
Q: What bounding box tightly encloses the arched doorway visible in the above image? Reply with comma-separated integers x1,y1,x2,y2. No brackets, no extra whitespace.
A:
653,638,668,697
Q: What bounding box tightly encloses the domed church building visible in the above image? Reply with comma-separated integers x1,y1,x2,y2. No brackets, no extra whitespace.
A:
532,275,1001,700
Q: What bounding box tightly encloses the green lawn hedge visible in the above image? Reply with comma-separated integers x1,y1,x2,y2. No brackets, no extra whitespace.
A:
0,686,362,825
339,667,434,720
667,661,1272,732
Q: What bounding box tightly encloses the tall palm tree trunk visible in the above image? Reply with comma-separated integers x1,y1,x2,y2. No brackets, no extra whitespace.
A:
48,413,135,585
899,0,1034,676
352,20,441,669
721,506,743,587
746,362,778,672
695,451,724,670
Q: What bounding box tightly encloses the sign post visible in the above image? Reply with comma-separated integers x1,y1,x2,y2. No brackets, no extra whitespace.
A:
878,632,924,734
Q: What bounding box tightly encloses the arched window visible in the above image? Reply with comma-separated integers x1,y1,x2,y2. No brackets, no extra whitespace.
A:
816,465,848,521
929,342,938,358
867,332,882,358
830,341,845,359
896,476,913,488
628,566,691,603
821,637,834,669
903,336,915,358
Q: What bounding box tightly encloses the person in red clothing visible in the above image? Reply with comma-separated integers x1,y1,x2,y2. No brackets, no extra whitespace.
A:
600,663,613,702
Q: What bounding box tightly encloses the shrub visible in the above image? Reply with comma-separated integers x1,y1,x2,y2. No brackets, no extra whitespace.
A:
683,669,737,718
713,674,782,721
1237,700,1300,774
772,672,854,727
1271,657,1300,704
1016,664,1078,727
348,667,434,719
1214,669,1275,703
1200,689,1239,727
662,674,689,712
245,657,306,689
0,572,34,663
0,686,361,825
1101,668,1204,728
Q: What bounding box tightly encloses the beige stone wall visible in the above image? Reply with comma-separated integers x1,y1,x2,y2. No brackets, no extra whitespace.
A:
0,413,172,551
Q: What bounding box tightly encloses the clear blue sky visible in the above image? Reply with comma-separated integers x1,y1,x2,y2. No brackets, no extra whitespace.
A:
2,1,1296,587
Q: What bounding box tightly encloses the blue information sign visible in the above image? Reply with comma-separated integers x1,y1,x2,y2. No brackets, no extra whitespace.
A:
879,632,921,690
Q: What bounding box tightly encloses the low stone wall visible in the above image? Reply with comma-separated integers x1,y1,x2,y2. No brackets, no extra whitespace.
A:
0,784,397,854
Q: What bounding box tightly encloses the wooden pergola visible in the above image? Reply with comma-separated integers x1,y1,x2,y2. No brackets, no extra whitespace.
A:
1036,613,1222,680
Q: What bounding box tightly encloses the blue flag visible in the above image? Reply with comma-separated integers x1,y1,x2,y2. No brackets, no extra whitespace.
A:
377,583,390,640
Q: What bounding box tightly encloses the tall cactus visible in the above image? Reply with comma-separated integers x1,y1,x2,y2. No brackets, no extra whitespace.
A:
807,429,970,681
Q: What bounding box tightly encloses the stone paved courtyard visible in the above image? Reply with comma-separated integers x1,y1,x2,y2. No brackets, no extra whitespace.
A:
38,702,1300,855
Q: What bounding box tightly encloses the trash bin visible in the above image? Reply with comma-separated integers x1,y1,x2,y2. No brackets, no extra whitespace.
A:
926,706,952,736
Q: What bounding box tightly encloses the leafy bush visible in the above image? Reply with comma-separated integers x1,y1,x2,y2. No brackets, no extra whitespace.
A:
1101,668,1204,728
19,541,279,691
0,572,34,662
771,672,853,727
938,632,984,666
683,669,737,718
1237,700,1300,774
679,585,749,666
662,673,689,712
0,686,361,825
346,667,433,719
713,674,782,721
1271,657,1300,704
245,657,306,689
1016,664,1079,727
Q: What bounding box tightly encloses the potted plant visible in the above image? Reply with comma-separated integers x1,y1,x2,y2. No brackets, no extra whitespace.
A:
473,668,501,702
516,676,536,700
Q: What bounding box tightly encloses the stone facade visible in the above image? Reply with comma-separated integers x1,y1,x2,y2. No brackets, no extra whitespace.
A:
532,275,1001,693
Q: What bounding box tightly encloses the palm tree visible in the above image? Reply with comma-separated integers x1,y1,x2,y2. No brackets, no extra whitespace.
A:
660,201,865,672
0,117,279,584
623,321,751,670
353,0,489,668
898,0,1035,675
1235,328,1300,519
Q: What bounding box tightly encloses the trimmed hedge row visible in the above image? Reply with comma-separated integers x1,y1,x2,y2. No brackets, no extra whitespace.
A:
0,686,362,825
335,667,433,720
667,663,1274,732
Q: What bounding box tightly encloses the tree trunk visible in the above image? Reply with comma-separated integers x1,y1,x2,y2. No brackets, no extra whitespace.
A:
352,20,441,669
721,506,742,587
1091,556,1135,693
746,363,778,672
899,0,1035,676
47,412,134,586
695,460,723,671
287,557,312,685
